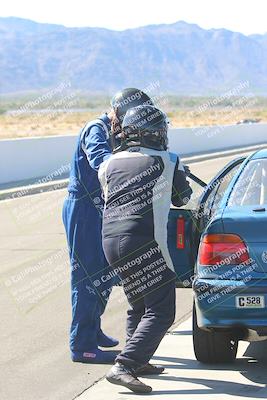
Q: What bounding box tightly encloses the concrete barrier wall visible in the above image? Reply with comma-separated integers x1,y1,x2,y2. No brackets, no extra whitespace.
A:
0,123,266,185
0,135,76,185
168,123,267,157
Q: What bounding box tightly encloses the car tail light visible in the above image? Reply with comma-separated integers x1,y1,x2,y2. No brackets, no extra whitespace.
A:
176,217,185,249
199,234,249,266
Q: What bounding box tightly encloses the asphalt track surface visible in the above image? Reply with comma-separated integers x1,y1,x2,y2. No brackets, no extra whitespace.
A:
0,151,253,400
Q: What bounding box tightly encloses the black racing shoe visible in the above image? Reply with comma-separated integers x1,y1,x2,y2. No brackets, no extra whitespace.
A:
106,362,152,393
135,363,165,376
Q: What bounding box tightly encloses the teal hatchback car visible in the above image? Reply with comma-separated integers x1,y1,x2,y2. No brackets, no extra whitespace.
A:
168,149,267,363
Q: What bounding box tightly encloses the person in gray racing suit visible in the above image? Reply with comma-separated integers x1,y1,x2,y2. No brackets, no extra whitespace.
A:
98,105,192,393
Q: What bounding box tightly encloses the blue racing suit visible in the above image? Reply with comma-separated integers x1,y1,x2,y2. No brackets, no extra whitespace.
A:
62,114,114,353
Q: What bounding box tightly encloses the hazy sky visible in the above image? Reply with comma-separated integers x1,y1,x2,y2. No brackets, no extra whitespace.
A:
1,0,267,35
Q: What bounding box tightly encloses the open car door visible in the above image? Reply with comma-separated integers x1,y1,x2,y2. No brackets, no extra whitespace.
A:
168,173,206,287
168,156,247,287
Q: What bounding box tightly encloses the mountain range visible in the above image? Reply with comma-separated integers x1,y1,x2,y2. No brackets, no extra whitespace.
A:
0,17,267,95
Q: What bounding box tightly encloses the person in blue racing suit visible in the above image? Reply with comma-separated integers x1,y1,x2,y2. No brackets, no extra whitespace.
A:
62,88,154,363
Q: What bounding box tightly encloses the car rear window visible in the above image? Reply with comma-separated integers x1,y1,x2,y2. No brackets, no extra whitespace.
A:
228,159,267,207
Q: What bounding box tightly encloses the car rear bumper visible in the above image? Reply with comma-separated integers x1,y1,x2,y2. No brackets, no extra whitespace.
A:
193,278,267,333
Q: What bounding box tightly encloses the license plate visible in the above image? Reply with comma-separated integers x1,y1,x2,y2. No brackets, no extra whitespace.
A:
236,295,265,309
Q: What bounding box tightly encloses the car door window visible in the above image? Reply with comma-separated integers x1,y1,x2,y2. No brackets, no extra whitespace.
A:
212,164,241,209
200,163,242,228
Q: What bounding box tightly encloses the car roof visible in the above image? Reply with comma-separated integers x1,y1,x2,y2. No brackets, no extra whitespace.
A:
251,148,267,160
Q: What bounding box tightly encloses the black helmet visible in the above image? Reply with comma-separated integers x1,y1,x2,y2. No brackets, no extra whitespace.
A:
110,88,154,150
111,88,154,123
118,105,168,151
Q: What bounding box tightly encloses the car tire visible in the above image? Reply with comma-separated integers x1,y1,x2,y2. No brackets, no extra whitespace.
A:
192,302,238,364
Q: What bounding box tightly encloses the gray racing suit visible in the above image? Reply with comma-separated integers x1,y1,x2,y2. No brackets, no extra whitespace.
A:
99,146,192,369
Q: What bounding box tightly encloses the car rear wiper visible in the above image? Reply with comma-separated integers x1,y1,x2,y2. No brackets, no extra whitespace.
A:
188,173,207,188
